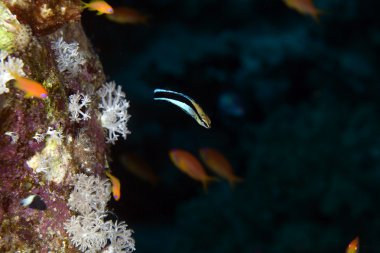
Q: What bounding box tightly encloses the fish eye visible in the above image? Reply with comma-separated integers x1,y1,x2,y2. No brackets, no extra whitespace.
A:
108,8,114,13
41,93,48,99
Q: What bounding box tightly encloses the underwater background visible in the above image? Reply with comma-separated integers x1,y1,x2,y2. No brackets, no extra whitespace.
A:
83,0,380,252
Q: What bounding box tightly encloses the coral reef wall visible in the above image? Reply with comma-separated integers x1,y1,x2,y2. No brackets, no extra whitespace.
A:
0,1,134,252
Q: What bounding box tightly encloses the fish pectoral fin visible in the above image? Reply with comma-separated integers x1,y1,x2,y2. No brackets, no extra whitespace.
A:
202,176,219,193
24,92,34,98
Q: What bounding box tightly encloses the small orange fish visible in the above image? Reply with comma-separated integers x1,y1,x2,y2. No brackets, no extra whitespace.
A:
120,153,159,185
169,149,216,191
283,0,324,22
106,7,149,25
105,170,121,201
12,73,48,99
346,237,359,253
82,0,114,15
199,148,243,188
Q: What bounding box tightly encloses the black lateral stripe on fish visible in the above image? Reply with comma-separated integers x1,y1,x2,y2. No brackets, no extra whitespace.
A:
153,89,211,128
20,194,47,210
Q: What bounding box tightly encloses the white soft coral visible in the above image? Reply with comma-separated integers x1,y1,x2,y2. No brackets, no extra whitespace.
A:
64,212,109,252
51,37,86,76
46,126,64,145
97,81,131,144
67,174,111,214
65,213,135,253
108,221,136,253
65,173,135,253
0,50,25,94
69,92,91,122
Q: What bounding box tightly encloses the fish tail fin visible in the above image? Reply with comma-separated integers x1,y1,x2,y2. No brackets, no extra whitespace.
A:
81,1,89,10
228,176,244,189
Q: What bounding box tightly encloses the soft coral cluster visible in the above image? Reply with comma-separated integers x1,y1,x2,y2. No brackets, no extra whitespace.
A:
0,2,134,251
0,2,31,52
51,36,86,76
97,81,131,144
68,92,91,122
65,212,109,252
65,173,135,253
67,173,110,214
0,50,25,94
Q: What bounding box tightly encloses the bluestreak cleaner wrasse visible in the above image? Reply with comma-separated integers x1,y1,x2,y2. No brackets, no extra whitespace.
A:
153,89,211,128
20,194,47,210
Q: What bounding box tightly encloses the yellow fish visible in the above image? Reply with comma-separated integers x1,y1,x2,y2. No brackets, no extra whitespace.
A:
199,148,243,188
105,170,121,201
12,73,48,99
169,149,216,191
120,153,159,185
106,7,149,25
346,237,359,253
82,0,114,15
283,0,324,22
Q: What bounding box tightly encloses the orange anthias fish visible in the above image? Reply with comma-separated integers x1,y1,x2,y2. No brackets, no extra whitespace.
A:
346,237,359,253
106,7,149,25
82,0,114,15
199,148,243,188
169,149,216,191
283,0,324,22
105,170,121,201
12,73,48,99
120,153,159,185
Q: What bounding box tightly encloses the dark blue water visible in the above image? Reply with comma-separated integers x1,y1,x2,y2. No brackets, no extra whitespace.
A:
83,1,380,252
